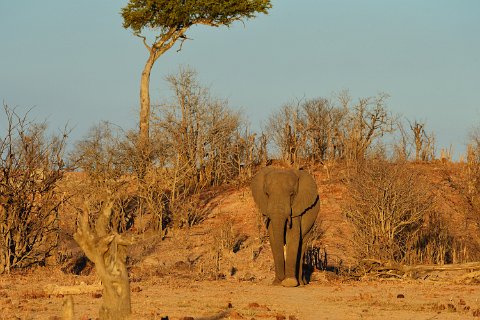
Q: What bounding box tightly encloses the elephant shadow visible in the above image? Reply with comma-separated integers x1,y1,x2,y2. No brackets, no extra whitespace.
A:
303,245,330,282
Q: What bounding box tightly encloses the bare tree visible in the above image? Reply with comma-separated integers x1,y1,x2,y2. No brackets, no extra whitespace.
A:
463,127,480,228
153,68,243,193
338,92,395,164
0,104,67,273
152,67,252,226
411,121,425,161
391,120,411,161
410,120,435,162
301,98,348,163
266,92,393,166
71,122,132,184
230,127,267,182
266,102,306,166
201,100,242,187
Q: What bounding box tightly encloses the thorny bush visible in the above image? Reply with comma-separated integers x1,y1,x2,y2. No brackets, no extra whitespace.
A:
70,123,172,235
343,161,434,263
0,104,68,273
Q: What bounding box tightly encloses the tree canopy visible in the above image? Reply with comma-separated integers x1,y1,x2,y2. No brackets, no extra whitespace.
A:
122,0,272,34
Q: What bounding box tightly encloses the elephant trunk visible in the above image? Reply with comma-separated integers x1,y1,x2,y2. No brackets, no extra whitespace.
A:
269,217,287,283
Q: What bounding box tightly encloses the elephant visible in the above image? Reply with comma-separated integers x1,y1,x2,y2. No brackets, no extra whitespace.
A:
251,167,320,287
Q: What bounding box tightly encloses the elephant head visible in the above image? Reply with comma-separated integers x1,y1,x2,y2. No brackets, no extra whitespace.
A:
251,167,319,286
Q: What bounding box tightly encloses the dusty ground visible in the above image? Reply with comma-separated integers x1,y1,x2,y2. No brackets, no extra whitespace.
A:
1,268,480,320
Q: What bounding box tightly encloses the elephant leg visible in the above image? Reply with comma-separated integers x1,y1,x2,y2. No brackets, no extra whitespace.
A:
283,216,301,287
299,204,319,285
299,234,311,286
267,220,285,285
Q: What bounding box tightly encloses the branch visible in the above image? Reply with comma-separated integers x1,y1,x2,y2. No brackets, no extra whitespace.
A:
356,260,480,281
136,34,152,52
195,19,221,27
152,27,178,51
150,26,189,61
176,34,193,52
45,283,102,295
95,201,114,237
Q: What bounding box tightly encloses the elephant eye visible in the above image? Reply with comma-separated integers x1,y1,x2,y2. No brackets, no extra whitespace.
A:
265,192,269,197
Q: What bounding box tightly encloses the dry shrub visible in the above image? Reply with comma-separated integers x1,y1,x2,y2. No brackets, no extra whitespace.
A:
265,91,395,167
196,216,249,280
465,142,480,206
0,104,68,273
343,161,433,263
71,121,141,181
171,194,210,228
137,168,171,234
69,68,265,238
69,122,138,231
170,190,222,229
70,122,172,235
152,67,259,194
215,217,248,253
405,212,468,264
344,161,468,265
452,141,480,261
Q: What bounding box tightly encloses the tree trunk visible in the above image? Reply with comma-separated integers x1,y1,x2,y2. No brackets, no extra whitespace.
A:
136,27,188,172
138,52,156,159
74,202,132,320
99,269,131,320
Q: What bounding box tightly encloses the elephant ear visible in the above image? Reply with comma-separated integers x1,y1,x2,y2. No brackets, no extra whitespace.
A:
250,167,275,215
292,169,319,217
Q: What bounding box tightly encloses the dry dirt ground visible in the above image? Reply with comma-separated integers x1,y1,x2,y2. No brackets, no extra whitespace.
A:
1,268,480,320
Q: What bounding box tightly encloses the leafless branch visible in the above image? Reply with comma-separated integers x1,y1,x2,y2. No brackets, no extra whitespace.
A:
176,34,193,52
136,34,152,52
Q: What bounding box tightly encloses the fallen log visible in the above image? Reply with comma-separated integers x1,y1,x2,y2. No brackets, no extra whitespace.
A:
404,262,480,273
45,283,102,295
355,260,480,282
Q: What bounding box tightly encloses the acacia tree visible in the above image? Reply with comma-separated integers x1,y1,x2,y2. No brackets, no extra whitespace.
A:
121,0,272,159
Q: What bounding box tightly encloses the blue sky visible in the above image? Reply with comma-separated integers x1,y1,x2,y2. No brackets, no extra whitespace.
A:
1,1,480,158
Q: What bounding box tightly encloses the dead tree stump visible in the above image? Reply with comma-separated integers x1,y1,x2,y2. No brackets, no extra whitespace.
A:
74,201,132,320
